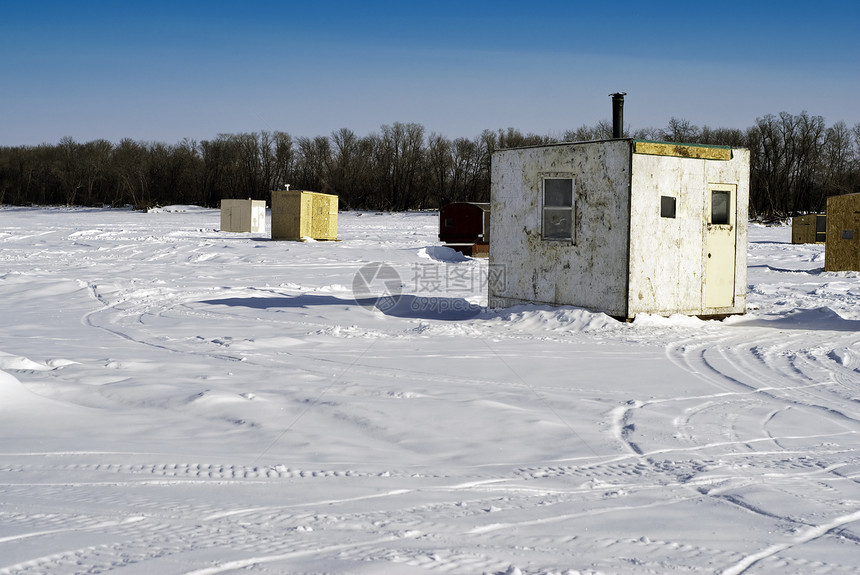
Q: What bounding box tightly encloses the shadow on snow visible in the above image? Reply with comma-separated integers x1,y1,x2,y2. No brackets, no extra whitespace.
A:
199,293,483,321
730,307,860,332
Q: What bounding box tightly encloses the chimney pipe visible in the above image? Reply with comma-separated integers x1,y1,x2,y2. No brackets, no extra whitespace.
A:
609,92,626,138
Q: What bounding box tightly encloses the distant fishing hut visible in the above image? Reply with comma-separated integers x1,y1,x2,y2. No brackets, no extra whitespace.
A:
271,189,338,241
791,214,826,244
220,199,266,233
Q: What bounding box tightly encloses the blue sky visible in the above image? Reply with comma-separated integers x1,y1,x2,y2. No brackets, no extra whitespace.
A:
2,0,858,146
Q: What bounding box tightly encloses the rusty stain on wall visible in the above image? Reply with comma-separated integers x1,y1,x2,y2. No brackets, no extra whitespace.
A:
633,140,733,161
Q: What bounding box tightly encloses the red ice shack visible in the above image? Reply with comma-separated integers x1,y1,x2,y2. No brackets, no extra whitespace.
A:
438,202,490,257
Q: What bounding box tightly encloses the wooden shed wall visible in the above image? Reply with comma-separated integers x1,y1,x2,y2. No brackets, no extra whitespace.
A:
792,214,826,244
825,194,860,271
271,190,338,241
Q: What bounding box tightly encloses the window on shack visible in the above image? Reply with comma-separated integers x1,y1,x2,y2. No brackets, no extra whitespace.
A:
661,195,677,219
711,190,730,225
542,177,574,241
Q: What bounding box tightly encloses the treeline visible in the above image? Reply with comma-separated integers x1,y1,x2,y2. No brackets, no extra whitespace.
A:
1,112,859,217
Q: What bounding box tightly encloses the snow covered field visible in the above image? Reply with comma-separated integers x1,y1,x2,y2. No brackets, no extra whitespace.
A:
0,206,858,574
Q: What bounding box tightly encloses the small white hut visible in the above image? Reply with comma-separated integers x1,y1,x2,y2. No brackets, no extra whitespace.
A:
489,139,750,319
220,199,266,233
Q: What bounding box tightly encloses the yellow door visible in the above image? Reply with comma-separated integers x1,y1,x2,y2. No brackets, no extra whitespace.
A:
704,184,736,309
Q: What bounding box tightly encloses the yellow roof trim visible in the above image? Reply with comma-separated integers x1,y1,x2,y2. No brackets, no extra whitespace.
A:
634,140,732,160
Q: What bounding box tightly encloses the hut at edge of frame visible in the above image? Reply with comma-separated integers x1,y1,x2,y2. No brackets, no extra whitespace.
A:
825,193,860,271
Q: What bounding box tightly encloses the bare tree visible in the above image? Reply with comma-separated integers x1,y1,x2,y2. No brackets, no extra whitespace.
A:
820,121,854,198
112,139,151,208
329,128,371,208
79,139,113,205
427,132,452,208
201,135,242,207
2,110,859,213
698,126,747,147
496,127,556,149
270,131,294,196
54,136,84,205
377,122,425,210
562,120,617,142
294,135,331,193
660,117,701,143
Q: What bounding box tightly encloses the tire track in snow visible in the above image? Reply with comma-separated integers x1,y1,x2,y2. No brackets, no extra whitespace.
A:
82,282,251,363
667,330,860,427
720,509,860,575
0,516,144,544
181,532,422,575
656,326,860,459
609,322,860,574
3,450,857,574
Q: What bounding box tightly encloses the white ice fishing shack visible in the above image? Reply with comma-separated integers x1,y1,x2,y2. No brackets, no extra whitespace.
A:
220,199,266,233
489,133,750,320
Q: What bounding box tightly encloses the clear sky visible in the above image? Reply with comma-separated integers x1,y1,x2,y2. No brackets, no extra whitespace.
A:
2,0,858,146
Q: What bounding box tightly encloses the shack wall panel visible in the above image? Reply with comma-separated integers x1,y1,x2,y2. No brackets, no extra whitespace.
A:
271,190,338,240
825,193,860,271
489,140,631,316
792,215,818,244
249,202,266,233
627,149,748,316
628,154,705,315
702,149,748,315
310,193,339,240
439,203,489,244
220,199,266,233
271,191,302,240
728,150,750,314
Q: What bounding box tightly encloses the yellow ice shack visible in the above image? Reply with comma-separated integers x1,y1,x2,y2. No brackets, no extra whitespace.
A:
791,214,826,244
271,190,338,241
825,193,860,271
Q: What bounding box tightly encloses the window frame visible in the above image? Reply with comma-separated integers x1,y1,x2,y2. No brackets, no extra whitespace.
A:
540,174,575,243
710,189,731,225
